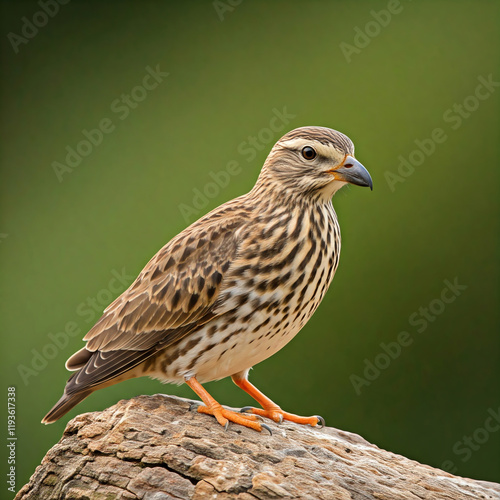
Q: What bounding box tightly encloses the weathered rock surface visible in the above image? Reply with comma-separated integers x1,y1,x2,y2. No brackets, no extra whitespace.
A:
16,394,500,499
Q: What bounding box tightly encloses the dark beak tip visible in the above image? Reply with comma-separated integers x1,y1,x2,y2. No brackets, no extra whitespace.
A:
356,173,373,191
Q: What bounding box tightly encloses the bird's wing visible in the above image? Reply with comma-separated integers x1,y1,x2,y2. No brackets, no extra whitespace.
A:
83,213,246,353
62,208,250,394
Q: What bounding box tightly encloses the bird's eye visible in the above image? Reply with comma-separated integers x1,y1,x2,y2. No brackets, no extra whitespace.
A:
301,146,316,160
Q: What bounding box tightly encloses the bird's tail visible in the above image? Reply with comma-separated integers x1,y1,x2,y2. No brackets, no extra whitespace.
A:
41,390,92,424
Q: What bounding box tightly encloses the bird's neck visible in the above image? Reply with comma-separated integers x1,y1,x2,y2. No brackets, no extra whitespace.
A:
249,174,336,209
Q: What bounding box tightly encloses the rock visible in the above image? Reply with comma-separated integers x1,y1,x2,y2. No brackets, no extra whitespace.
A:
16,394,500,499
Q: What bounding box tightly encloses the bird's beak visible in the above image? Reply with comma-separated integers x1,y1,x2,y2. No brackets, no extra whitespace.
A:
331,156,373,190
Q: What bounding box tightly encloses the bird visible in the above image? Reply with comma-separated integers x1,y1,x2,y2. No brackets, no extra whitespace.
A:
42,126,372,432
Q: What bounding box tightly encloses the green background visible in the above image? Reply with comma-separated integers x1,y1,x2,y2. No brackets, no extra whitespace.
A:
1,0,499,493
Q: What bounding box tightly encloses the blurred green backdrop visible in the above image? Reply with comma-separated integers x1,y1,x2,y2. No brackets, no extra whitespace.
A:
1,0,499,493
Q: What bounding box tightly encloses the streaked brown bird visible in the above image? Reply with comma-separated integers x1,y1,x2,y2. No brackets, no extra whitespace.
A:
43,126,372,432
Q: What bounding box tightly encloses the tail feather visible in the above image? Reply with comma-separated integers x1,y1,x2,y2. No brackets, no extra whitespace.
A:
43,348,153,424
42,390,92,424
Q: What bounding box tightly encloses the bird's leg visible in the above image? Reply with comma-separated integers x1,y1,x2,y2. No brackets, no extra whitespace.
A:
232,375,324,427
185,377,267,432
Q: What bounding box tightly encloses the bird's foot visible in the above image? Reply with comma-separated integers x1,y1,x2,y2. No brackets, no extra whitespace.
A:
241,405,324,427
195,403,272,433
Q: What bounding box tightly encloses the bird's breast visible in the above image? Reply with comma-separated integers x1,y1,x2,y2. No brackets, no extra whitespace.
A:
152,203,341,383
222,202,341,326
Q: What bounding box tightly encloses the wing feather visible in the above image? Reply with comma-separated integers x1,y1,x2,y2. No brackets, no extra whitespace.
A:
61,202,252,393
82,213,245,355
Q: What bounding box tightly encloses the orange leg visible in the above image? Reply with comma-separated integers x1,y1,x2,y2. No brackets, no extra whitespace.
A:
232,375,324,427
185,377,270,433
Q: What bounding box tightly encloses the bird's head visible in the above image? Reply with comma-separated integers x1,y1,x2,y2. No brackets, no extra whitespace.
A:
256,126,372,199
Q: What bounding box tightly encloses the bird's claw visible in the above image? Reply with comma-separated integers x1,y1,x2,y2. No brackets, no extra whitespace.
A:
189,402,200,412
237,404,318,431
261,423,273,436
224,420,230,432
315,415,325,428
